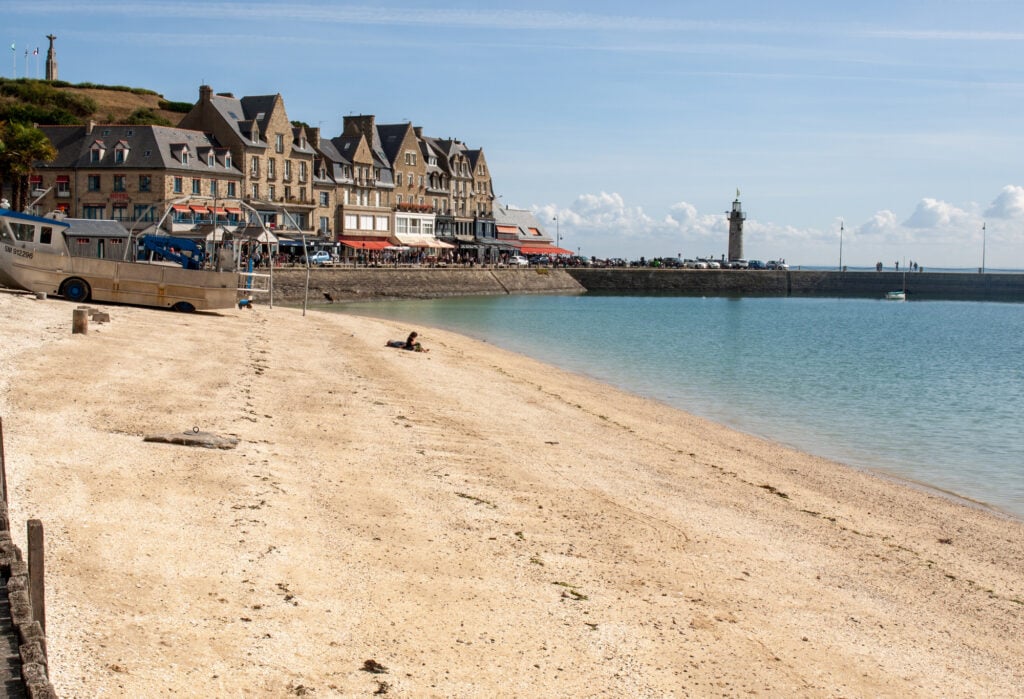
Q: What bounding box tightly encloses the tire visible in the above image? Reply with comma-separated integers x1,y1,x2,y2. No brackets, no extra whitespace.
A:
171,302,196,313
61,277,91,303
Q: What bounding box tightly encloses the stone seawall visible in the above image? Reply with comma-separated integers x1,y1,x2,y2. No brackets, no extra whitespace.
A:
266,267,585,303
565,269,1024,301
258,267,1023,304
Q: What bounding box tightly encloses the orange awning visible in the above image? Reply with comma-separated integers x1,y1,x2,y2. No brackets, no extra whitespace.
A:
225,207,243,214
340,239,393,251
212,207,228,215
171,205,190,212
190,205,209,214
520,245,573,255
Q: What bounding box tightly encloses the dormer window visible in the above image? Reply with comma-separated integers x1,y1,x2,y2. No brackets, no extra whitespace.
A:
181,149,189,165
207,152,215,167
114,141,129,164
275,134,284,153
225,153,232,169
90,140,105,163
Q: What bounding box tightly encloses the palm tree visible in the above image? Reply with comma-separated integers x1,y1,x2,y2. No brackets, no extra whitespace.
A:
0,121,57,211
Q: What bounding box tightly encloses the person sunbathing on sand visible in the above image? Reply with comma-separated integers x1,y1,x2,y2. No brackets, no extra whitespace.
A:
386,331,429,352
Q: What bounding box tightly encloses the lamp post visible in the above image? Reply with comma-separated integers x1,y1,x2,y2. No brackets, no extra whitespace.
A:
839,220,844,271
553,215,559,248
981,222,986,274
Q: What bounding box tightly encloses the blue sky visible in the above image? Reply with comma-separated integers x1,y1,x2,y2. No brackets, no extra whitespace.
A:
8,1,1024,267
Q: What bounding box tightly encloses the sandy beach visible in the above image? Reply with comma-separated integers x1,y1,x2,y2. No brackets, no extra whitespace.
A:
1,290,1022,698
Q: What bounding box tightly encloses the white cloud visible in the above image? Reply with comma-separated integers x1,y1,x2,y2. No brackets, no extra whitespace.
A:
984,185,1024,219
529,188,1023,267
902,198,973,229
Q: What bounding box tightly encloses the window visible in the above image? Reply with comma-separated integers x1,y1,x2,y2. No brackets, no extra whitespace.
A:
375,216,389,231
210,180,218,196
83,205,105,219
134,204,155,222
225,153,232,168
396,217,408,234
113,175,126,192
112,205,128,222
227,182,236,197
344,214,357,230
284,186,292,201
250,156,259,177
319,191,329,207
90,148,102,163
181,150,189,165
192,178,201,194
40,227,52,245
422,219,434,236
268,158,276,178
114,149,125,164
319,216,330,233
359,215,373,230
138,175,151,192
87,175,101,191
269,184,276,201
275,134,284,153
395,170,402,185
299,162,307,182
396,194,402,205
343,190,349,205
207,152,215,167
251,183,259,199
284,160,291,181
173,177,183,193
56,177,70,195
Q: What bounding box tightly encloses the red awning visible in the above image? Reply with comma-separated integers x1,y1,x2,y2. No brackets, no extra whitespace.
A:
520,245,574,256
211,207,228,215
496,224,519,234
171,205,190,212
225,207,243,214
190,205,210,214
56,175,70,183
340,239,393,251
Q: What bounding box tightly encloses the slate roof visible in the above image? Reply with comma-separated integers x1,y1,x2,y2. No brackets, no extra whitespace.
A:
494,206,551,242
35,125,242,176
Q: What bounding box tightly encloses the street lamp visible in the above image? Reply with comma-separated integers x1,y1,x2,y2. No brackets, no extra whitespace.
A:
553,215,559,247
981,222,986,274
839,220,844,271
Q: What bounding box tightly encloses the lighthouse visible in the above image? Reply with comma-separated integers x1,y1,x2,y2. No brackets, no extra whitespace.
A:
727,189,745,262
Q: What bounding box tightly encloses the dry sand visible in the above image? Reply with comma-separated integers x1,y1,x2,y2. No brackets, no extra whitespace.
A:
0,290,1021,698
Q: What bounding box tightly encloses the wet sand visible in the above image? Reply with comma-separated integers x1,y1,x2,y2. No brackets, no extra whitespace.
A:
1,290,1022,697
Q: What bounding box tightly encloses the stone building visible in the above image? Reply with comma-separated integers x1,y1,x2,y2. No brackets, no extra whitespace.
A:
31,122,243,233
178,86,318,237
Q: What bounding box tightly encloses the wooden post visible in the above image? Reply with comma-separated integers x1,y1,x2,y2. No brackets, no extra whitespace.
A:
0,415,6,505
72,308,89,334
27,519,45,633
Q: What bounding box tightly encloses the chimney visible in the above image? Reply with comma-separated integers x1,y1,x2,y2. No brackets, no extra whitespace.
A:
86,120,96,135
308,126,321,148
200,84,213,103
343,115,376,140
414,126,423,138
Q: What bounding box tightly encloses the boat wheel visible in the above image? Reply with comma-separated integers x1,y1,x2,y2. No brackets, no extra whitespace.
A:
61,277,91,303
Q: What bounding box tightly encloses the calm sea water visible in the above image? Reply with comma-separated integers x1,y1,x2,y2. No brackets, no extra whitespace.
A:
338,295,1024,519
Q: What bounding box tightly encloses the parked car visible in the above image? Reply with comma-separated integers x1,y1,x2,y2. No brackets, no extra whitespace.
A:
507,255,529,267
308,251,333,265
766,260,790,270
731,259,749,269
747,259,766,270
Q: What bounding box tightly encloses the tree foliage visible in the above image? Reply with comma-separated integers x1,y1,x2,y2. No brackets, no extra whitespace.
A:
0,120,58,211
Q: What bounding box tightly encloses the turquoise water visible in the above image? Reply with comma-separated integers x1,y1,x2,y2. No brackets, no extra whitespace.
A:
338,295,1024,519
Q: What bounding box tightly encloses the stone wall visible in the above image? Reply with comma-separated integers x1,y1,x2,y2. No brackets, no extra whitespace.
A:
265,267,585,303
253,267,1024,304
566,269,1024,302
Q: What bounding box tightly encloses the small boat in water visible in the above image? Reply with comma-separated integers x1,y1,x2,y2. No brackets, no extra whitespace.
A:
0,206,240,311
885,290,906,301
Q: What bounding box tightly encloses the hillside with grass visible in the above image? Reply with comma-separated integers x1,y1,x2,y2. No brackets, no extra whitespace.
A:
0,78,190,127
